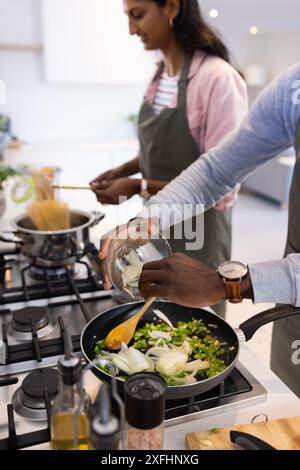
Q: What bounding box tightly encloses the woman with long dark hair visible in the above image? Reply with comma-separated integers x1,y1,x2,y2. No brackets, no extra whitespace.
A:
91,0,248,317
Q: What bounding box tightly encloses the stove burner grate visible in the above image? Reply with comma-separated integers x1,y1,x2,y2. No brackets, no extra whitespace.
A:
12,307,50,332
12,368,58,421
29,265,75,281
9,306,54,341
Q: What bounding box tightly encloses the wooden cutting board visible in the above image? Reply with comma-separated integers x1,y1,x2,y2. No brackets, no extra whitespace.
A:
185,416,300,450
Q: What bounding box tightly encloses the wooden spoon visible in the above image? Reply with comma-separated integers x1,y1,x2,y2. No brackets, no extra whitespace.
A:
105,297,156,351
52,185,92,190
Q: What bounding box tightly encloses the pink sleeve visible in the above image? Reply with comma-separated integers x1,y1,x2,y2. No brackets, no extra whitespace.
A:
202,67,249,152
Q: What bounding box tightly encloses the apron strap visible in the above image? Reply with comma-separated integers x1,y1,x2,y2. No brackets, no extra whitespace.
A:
177,54,193,108
296,118,300,151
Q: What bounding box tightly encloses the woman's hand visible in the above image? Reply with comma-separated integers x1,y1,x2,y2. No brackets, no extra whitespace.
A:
215,184,241,211
90,167,124,187
90,157,140,189
139,253,226,308
91,177,141,204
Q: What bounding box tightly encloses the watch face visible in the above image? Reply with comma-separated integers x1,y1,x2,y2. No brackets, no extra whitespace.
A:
218,261,248,280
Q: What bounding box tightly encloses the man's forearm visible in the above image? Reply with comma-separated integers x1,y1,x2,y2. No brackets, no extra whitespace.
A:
248,254,300,306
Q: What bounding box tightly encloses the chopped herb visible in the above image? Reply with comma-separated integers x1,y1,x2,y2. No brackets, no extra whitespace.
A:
211,428,220,434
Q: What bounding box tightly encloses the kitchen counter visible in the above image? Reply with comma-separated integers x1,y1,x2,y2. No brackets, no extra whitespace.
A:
26,344,300,451
164,344,300,450
2,140,300,451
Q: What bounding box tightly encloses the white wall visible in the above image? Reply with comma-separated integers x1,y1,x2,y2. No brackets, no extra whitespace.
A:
42,0,155,84
222,30,300,103
257,32,300,79
0,0,299,143
0,0,146,142
228,31,300,80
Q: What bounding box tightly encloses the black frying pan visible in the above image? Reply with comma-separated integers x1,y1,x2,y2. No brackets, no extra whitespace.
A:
81,300,300,400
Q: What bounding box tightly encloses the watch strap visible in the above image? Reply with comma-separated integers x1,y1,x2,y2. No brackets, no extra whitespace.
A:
223,280,243,304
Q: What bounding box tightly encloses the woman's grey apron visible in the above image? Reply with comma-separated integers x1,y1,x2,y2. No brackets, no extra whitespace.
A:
138,54,231,317
271,118,300,397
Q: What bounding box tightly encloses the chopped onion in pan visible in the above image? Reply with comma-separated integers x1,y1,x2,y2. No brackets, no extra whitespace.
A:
156,350,188,377
109,343,154,375
153,309,175,329
149,330,172,341
183,359,210,372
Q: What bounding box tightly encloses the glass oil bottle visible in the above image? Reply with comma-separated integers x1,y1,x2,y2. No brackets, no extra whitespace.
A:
51,354,91,450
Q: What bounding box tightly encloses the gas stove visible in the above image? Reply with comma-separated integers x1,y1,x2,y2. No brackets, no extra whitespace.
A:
0,245,267,450
0,242,116,376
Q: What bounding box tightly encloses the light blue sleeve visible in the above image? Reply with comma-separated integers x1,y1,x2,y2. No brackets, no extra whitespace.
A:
139,64,300,307
144,67,297,217
249,254,300,306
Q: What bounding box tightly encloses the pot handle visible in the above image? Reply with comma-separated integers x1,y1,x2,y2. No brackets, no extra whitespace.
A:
90,211,105,228
0,232,24,244
239,304,300,341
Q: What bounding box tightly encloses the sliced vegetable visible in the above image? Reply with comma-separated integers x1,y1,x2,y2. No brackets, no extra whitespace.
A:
153,309,175,330
126,347,155,373
94,314,228,385
122,265,143,287
181,340,192,355
171,375,197,385
109,343,154,375
156,350,188,377
127,250,143,267
183,359,210,372
121,249,144,288
149,330,172,341
146,346,171,358
110,354,132,375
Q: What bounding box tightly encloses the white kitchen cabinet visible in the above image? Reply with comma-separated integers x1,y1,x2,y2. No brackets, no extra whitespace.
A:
0,0,40,45
42,0,154,84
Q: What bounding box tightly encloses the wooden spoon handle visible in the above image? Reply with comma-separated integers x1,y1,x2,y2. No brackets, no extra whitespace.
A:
105,297,157,350
134,297,156,322
52,185,91,190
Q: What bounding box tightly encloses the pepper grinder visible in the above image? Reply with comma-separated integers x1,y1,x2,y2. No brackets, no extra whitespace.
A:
124,373,166,450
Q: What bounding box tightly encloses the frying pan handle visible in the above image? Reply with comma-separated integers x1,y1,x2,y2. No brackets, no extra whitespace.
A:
239,304,300,341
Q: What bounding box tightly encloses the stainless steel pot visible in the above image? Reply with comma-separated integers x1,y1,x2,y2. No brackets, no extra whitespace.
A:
0,210,104,267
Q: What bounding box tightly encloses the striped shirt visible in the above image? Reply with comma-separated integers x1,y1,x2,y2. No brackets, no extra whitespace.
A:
152,71,179,115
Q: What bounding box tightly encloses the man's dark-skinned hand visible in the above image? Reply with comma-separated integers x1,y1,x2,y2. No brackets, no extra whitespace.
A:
139,253,253,308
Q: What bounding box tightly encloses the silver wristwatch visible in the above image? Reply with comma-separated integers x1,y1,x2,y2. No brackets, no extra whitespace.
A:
140,178,150,200
217,261,248,304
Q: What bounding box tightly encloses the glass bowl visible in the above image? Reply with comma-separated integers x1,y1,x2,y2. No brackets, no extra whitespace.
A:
105,231,172,299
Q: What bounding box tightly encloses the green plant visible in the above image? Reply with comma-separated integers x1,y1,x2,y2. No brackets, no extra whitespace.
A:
127,114,138,124
0,115,10,133
0,165,18,190
127,114,138,137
